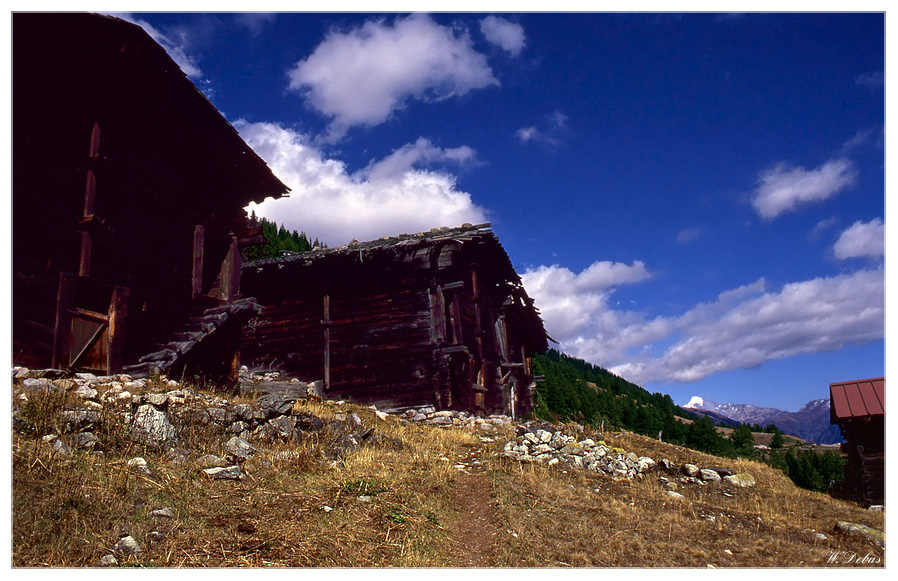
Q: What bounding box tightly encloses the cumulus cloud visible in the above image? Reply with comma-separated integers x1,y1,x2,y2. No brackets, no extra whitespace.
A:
358,137,480,182
833,218,884,259
521,261,655,350
523,261,884,386
676,228,703,244
809,217,838,241
480,16,526,56
516,110,568,147
287,14,498,140
750,158,857,219
234,13,276,38
236,121,488,246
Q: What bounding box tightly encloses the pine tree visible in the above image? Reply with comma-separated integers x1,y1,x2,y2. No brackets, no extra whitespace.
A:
770,428,785,449
730,423,755,454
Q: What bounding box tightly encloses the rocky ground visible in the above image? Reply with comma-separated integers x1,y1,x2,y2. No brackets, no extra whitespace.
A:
11,366,886,567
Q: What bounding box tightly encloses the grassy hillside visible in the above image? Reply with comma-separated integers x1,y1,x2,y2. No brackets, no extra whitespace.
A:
531,350,846,493
12,379,883,567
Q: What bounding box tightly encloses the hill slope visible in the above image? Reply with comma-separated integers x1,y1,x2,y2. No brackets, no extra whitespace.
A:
11,371,883,567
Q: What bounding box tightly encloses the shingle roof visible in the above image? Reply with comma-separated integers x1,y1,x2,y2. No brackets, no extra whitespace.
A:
247,223,496,269
830,377,885,422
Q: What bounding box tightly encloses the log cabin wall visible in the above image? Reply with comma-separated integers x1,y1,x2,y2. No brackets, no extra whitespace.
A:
241,225,549,415
12,13,288,374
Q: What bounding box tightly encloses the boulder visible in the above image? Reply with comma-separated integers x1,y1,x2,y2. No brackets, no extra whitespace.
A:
267,415,296,439
112,535,142,557
223,436,258,462
132,404,177,448
100,554,118,567
699,468,722,482
681,463,700,477
723,473,756,488
834,521,885,548
202,465,244,480
150,508,175,519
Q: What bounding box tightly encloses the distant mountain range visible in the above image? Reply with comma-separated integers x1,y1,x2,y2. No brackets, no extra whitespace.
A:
682,396,844,445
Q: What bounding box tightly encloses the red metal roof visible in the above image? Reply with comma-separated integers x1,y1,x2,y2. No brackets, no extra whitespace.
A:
830,377,885,422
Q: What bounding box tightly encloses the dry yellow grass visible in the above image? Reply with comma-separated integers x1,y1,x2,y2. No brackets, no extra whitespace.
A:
11,388,885,568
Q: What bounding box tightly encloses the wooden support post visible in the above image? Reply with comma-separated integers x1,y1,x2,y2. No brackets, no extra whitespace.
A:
323,296,331,391
429,286,446,344
52,272,77,369
79,122,101,278
192,225,204,299
106,286,130,374
78,231,92,277
218,234,242,303
471,267,483,359
229,235,242,299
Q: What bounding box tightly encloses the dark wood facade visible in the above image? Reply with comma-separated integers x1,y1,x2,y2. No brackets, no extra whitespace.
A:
12,13,288,379
830,377,885,506
240,225,549,416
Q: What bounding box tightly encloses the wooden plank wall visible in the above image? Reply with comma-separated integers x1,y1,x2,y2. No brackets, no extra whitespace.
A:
241,284,437,408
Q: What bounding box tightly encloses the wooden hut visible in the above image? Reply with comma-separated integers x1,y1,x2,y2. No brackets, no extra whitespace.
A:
12,13,289,384
240,224,550,416
830,377,885,506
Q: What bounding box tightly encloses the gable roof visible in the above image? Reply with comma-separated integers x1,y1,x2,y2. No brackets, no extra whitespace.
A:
13,12,289,209
244,223,551,353
248,223,498,267
830,377,885,422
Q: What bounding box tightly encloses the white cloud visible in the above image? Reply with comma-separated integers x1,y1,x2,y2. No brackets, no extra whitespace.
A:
236,121,488,246
480,16,526,56
676,228,702,244
358,137,479,182
833,218,884,259
234,13,276,38
516,127,540,143
287,14,498,140
750,158,856,219
521,261,655,350
516,110,568,147
523,261,884,386
809,217,838,241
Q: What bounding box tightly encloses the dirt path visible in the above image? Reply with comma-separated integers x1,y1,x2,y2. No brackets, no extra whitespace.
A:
444,440,503,567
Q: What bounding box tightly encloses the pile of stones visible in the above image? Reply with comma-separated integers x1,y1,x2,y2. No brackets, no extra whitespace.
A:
396,406,515,432
500,427,657,479
12,367,400,471
498,423,757,489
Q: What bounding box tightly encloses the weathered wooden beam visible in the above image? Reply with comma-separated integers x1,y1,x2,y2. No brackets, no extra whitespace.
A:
78,231,92,277
428,286,446,344
218,234,241,303
323,294,330,392
106,286,130,374
67,307,108,325
52,272,76,369
192,225,204,299
78,122,102,279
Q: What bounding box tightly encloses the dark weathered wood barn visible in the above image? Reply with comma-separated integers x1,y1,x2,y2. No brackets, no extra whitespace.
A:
830,377,885,506
240,224,549,416
12,13,288,383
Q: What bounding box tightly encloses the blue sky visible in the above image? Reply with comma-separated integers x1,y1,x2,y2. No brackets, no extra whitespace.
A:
119,11,885,412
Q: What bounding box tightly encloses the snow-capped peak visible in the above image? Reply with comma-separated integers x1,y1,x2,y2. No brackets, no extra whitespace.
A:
684,396,706,409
